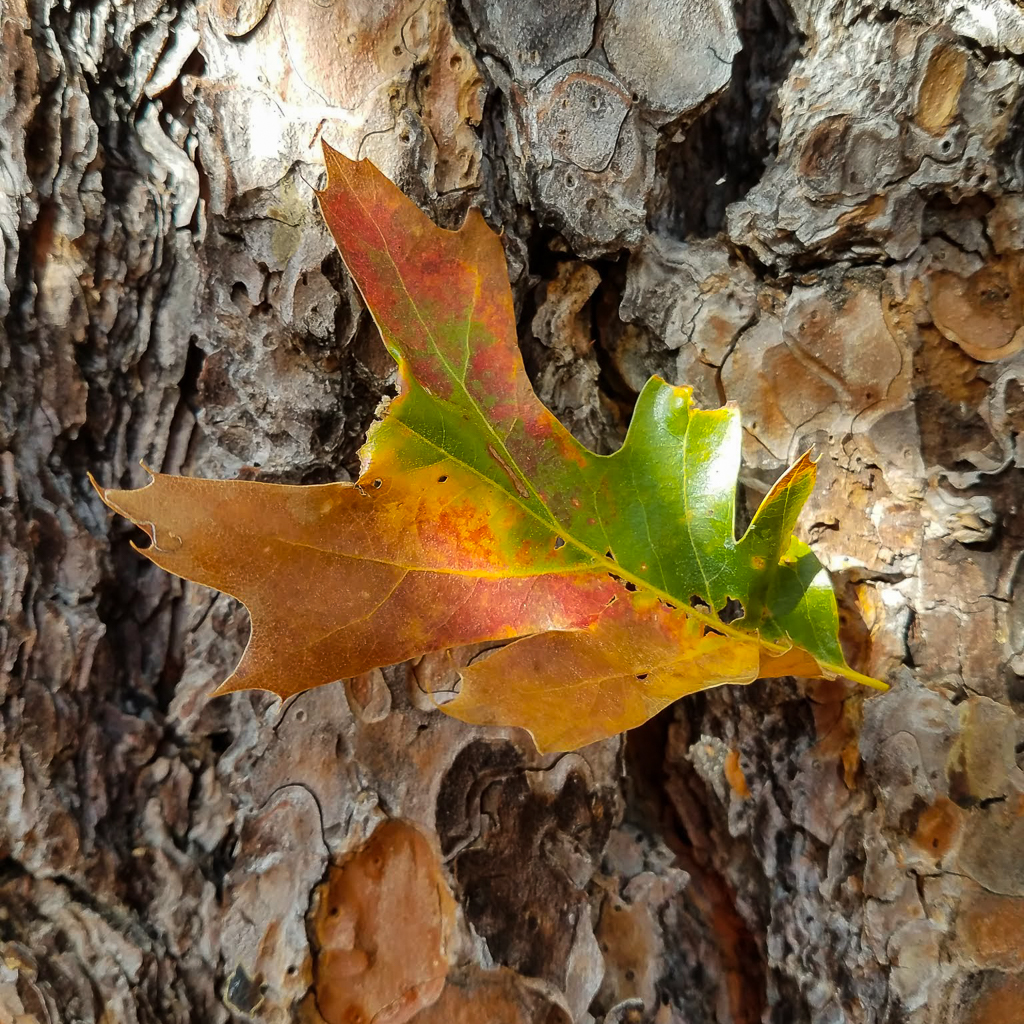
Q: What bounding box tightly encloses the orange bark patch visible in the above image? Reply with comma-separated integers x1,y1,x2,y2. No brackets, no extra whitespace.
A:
413,966,570,1024
724,749,751,799
912,797,963,859
929,258,1024,362
916,45,967,135
958,888,1024,970
307,820,455,1024
963,972,1024,1024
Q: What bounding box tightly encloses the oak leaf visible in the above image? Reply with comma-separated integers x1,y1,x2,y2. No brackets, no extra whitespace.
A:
94,142,884,753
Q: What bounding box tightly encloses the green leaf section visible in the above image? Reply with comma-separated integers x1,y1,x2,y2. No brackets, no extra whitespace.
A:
389,371,855,678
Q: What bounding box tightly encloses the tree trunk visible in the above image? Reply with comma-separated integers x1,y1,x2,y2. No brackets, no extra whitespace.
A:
2,0,1023,1022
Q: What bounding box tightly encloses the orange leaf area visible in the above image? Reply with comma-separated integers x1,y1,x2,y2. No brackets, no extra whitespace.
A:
445,594,817,752
94,472,614,699
304,820,456,1024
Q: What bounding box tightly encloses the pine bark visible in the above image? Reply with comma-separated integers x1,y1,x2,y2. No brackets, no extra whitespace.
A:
2,1,1023,1022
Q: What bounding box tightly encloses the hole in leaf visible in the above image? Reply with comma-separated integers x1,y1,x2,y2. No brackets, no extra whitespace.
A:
373,479,382,488
624,581,637,592
636,673,648,681
690,595,711,613
604,549,615,562
437,475,448,483
554,536,565,549
717,598,744,624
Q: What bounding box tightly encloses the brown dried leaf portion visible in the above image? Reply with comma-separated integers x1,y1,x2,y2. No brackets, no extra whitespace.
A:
445,595,819,753
305,820,456,1024
92,472,613,700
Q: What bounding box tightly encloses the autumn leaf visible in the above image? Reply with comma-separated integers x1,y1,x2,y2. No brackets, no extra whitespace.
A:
93,142,884,753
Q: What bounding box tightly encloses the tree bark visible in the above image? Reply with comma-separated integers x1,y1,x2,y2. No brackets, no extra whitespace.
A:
2,1,1023,1022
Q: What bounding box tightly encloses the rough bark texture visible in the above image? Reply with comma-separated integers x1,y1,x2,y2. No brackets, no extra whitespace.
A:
2,1,1023,1022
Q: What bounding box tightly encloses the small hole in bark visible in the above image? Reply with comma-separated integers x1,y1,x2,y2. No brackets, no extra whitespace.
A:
423,74,431,88
329,906,339,917
209,731,231,755
565,172,576,188
625,970,635,982
997,99,1008,112
631,92,639,102
526,912,540,931
941,139,951,152
295,709,306,722
589,95,600,112
347,33,356,44
287,965,297,976
392,45,403,56
450,54,462,68
399,132,411,143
